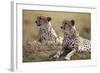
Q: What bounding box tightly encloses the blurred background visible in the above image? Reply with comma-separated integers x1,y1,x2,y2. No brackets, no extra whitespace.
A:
23,10,91,44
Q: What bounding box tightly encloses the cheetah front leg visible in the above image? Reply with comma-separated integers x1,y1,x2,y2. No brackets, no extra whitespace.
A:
53,49,64,58
65,49,76,60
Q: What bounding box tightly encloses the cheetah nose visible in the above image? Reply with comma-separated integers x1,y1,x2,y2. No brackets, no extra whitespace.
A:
35,21,37,23
60,26,63,29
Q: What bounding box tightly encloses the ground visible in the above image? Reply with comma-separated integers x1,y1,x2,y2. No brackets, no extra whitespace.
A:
23,10,91,62
23,42,91,62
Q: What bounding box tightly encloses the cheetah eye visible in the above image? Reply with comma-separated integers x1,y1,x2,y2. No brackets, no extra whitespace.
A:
39,17,41,20
65,22,67,24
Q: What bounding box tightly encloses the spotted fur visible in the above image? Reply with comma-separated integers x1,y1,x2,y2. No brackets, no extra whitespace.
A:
35,16,63,44
53,19,91,60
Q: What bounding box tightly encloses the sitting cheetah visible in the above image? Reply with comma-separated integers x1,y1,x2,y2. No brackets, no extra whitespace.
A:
53,19,91,60
35,16,63,44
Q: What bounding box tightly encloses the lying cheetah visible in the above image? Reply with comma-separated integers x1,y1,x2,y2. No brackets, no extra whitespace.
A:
35,16,63,44
53,19,91,60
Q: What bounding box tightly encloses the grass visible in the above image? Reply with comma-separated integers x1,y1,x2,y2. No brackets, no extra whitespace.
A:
23,41,91,62
23,10,91,62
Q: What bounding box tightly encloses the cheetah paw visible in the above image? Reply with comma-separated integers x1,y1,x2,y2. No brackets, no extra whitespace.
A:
53,55,59,58
64,57,70,60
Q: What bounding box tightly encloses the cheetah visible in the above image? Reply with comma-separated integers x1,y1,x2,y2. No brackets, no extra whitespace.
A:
35,16,63,44
53,19,91,60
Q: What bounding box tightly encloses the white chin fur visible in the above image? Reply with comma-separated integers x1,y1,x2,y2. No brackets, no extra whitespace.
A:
73,26,76,30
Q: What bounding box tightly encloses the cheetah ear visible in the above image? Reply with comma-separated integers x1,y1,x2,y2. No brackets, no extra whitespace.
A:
71,20,75,26
47,17,51,21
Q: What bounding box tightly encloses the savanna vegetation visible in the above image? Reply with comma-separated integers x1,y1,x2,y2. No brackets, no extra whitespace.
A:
23,10,91,62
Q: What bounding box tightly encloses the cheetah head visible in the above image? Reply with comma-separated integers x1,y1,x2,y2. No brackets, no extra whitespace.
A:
60,19,75,33
35,16,51,27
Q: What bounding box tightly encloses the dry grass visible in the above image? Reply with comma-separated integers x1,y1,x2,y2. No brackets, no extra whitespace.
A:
23,41,90,62
23,10,91,62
